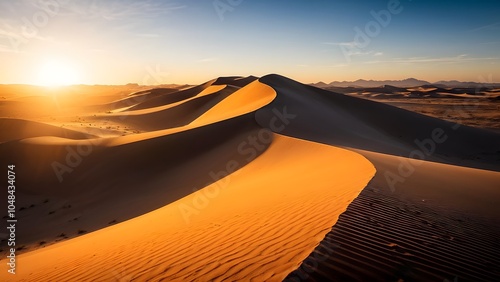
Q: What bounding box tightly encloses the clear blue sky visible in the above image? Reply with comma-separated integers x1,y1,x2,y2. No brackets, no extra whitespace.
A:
0,0,499,85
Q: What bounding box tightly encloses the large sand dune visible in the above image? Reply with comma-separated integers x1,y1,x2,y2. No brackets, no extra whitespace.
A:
256,74,500,171
286,153,500,281
4,135,374,281
254,74,500,281
1,74,498,281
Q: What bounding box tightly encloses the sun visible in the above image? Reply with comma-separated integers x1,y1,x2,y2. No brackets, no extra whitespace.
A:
37,60,81,86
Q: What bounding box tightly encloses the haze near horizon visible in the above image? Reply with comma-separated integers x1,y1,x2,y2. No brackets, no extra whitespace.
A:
0,0,499,86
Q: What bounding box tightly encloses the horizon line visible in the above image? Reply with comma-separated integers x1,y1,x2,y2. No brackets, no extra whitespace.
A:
1,76,500,87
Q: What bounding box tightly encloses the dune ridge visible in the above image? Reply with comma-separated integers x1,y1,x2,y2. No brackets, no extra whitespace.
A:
2,135,375,281
256,74,500,172
252,74,500,281
0,78,277,251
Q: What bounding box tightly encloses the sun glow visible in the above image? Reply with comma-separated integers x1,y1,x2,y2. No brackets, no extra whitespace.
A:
37,60,81,86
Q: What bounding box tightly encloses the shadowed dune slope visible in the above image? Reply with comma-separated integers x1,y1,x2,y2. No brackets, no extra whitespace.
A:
128,79,216,111
0,118,95,143
286,152,500,282
98,79,277,147
356,149,500,221
88,87,180,112
88,85,238,131
125,75,258,112
0,114,272,249
213,75,259,87
256,74,500,171
251,74,500,281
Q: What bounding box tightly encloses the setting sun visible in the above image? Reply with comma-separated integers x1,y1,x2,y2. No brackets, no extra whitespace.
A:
37,60,81,86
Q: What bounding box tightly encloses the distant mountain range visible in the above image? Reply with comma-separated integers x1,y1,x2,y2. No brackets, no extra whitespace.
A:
310,78,500,88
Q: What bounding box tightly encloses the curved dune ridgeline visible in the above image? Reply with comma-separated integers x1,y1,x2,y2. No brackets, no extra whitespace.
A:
254,74,500,281
3,135,374,281
256,74,500,172
0,78,277,252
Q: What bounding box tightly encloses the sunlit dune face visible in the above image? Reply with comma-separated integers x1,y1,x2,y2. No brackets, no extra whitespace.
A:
37,60,80,87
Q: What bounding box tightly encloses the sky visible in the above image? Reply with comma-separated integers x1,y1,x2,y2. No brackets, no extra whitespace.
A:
0,0,499,85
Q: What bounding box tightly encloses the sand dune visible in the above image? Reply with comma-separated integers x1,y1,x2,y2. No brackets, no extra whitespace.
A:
256,74,500,171
212,75,258,87
253,74,500,281
286,152,500,281
0,84,152,119
1,114,273,244
1,135,374,281
129,79,217,111
1,74,498,281
0,118,95,143
357,149,500,221
0,78,277,252
193,79,278,125
89,87,180,113
88,85,238,131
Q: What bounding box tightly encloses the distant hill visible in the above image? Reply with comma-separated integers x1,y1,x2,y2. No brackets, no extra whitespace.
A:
311,78,500,88
312,78,430,88
311,81,329,88
433,80,500,88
